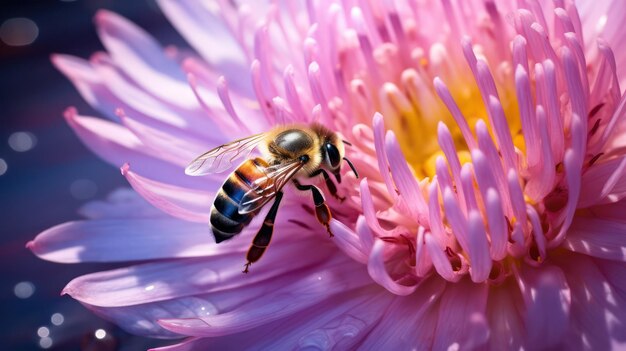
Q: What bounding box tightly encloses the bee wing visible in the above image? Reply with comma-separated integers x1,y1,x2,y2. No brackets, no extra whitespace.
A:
185,133,267,175
237,160,305,214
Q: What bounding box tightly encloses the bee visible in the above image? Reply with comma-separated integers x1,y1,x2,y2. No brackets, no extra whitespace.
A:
185,123,359,273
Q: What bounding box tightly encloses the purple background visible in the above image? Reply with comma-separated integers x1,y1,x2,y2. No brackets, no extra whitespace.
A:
1,1,187,349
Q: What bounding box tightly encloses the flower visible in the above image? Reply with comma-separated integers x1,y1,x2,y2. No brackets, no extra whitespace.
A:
29,0,626,349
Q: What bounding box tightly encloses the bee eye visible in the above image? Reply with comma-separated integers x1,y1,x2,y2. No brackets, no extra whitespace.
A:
325,143,341,168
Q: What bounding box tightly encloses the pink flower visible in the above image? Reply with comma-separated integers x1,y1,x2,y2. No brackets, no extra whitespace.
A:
29,0,626,349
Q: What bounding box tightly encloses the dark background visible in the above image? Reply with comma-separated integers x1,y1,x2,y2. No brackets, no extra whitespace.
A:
1,1,187,349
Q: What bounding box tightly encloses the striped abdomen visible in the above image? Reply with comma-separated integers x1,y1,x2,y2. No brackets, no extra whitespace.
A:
210,158,270,243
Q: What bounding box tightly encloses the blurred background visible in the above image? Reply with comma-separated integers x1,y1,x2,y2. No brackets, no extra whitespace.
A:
1,1,186,349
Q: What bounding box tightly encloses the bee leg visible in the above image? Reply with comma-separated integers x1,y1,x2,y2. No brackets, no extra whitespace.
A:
243,191,283,273
293,179,334,237
309,169,345,202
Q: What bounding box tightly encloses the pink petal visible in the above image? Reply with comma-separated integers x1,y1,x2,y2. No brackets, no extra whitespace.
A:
562,47,588,136
156,287,393,349
507,169,528,233
157,0,249,93
539,59,564,163
487,280,525,350
360,178,393,236
427,179,448,248
64,108,203,188
579,156,626,207
563,217,626,261
442,187,469,253
78,187,165,219
121,164,214,223
330,219,368,263
372,113,399,202
117,109,210,168
433,77,477,150
256,289,390,350
425,232,460,283
526,204,547,264
415,226,433,277
385,131,427,223
475,120,509,207
467,210,492,283
91,261,360,340
515,264,570,349
27,219,218,263
551,148,583,247
437,122,465,205
580,0,626,88
367,239,418,295
62,234,335,307
94,10,199,109
158,260,371,336
459,163,479,213
524,105,556,200
485,188,508,260
51,54,119,121
487,95,517,171
360,276,446,350
556,254,625,350
432,278,489,350
588,200,626,222
53,54,209,135
515,64,540,169
356,216,375,254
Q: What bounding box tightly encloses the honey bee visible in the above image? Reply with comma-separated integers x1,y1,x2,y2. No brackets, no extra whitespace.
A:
185,123,359,273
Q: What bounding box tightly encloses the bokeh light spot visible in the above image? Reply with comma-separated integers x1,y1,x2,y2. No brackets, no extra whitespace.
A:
14,281,35,299
8,131,37,152
37,326,50,338
0,158,7,176
51,313,64,326
0,18,39,46
39,337,52,349
94,329,107,339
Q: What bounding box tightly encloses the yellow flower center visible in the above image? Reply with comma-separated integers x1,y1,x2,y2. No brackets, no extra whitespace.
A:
388,71,523,178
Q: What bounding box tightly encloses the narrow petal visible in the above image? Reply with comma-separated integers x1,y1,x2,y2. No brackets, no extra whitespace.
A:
64,108,203,188
486,188,507,260
63,235,334,307
27,219,218,263
94,10,199,109
467,210,492,283
78,187,165,219
425,233,460,283
367,239,418,295
385,131,427,222
157,0,250,93
330,219,368,263
121,164,214,223
372,113,399,202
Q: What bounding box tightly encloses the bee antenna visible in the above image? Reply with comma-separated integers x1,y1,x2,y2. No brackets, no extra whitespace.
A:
342,139,352,146
343,157,359,179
